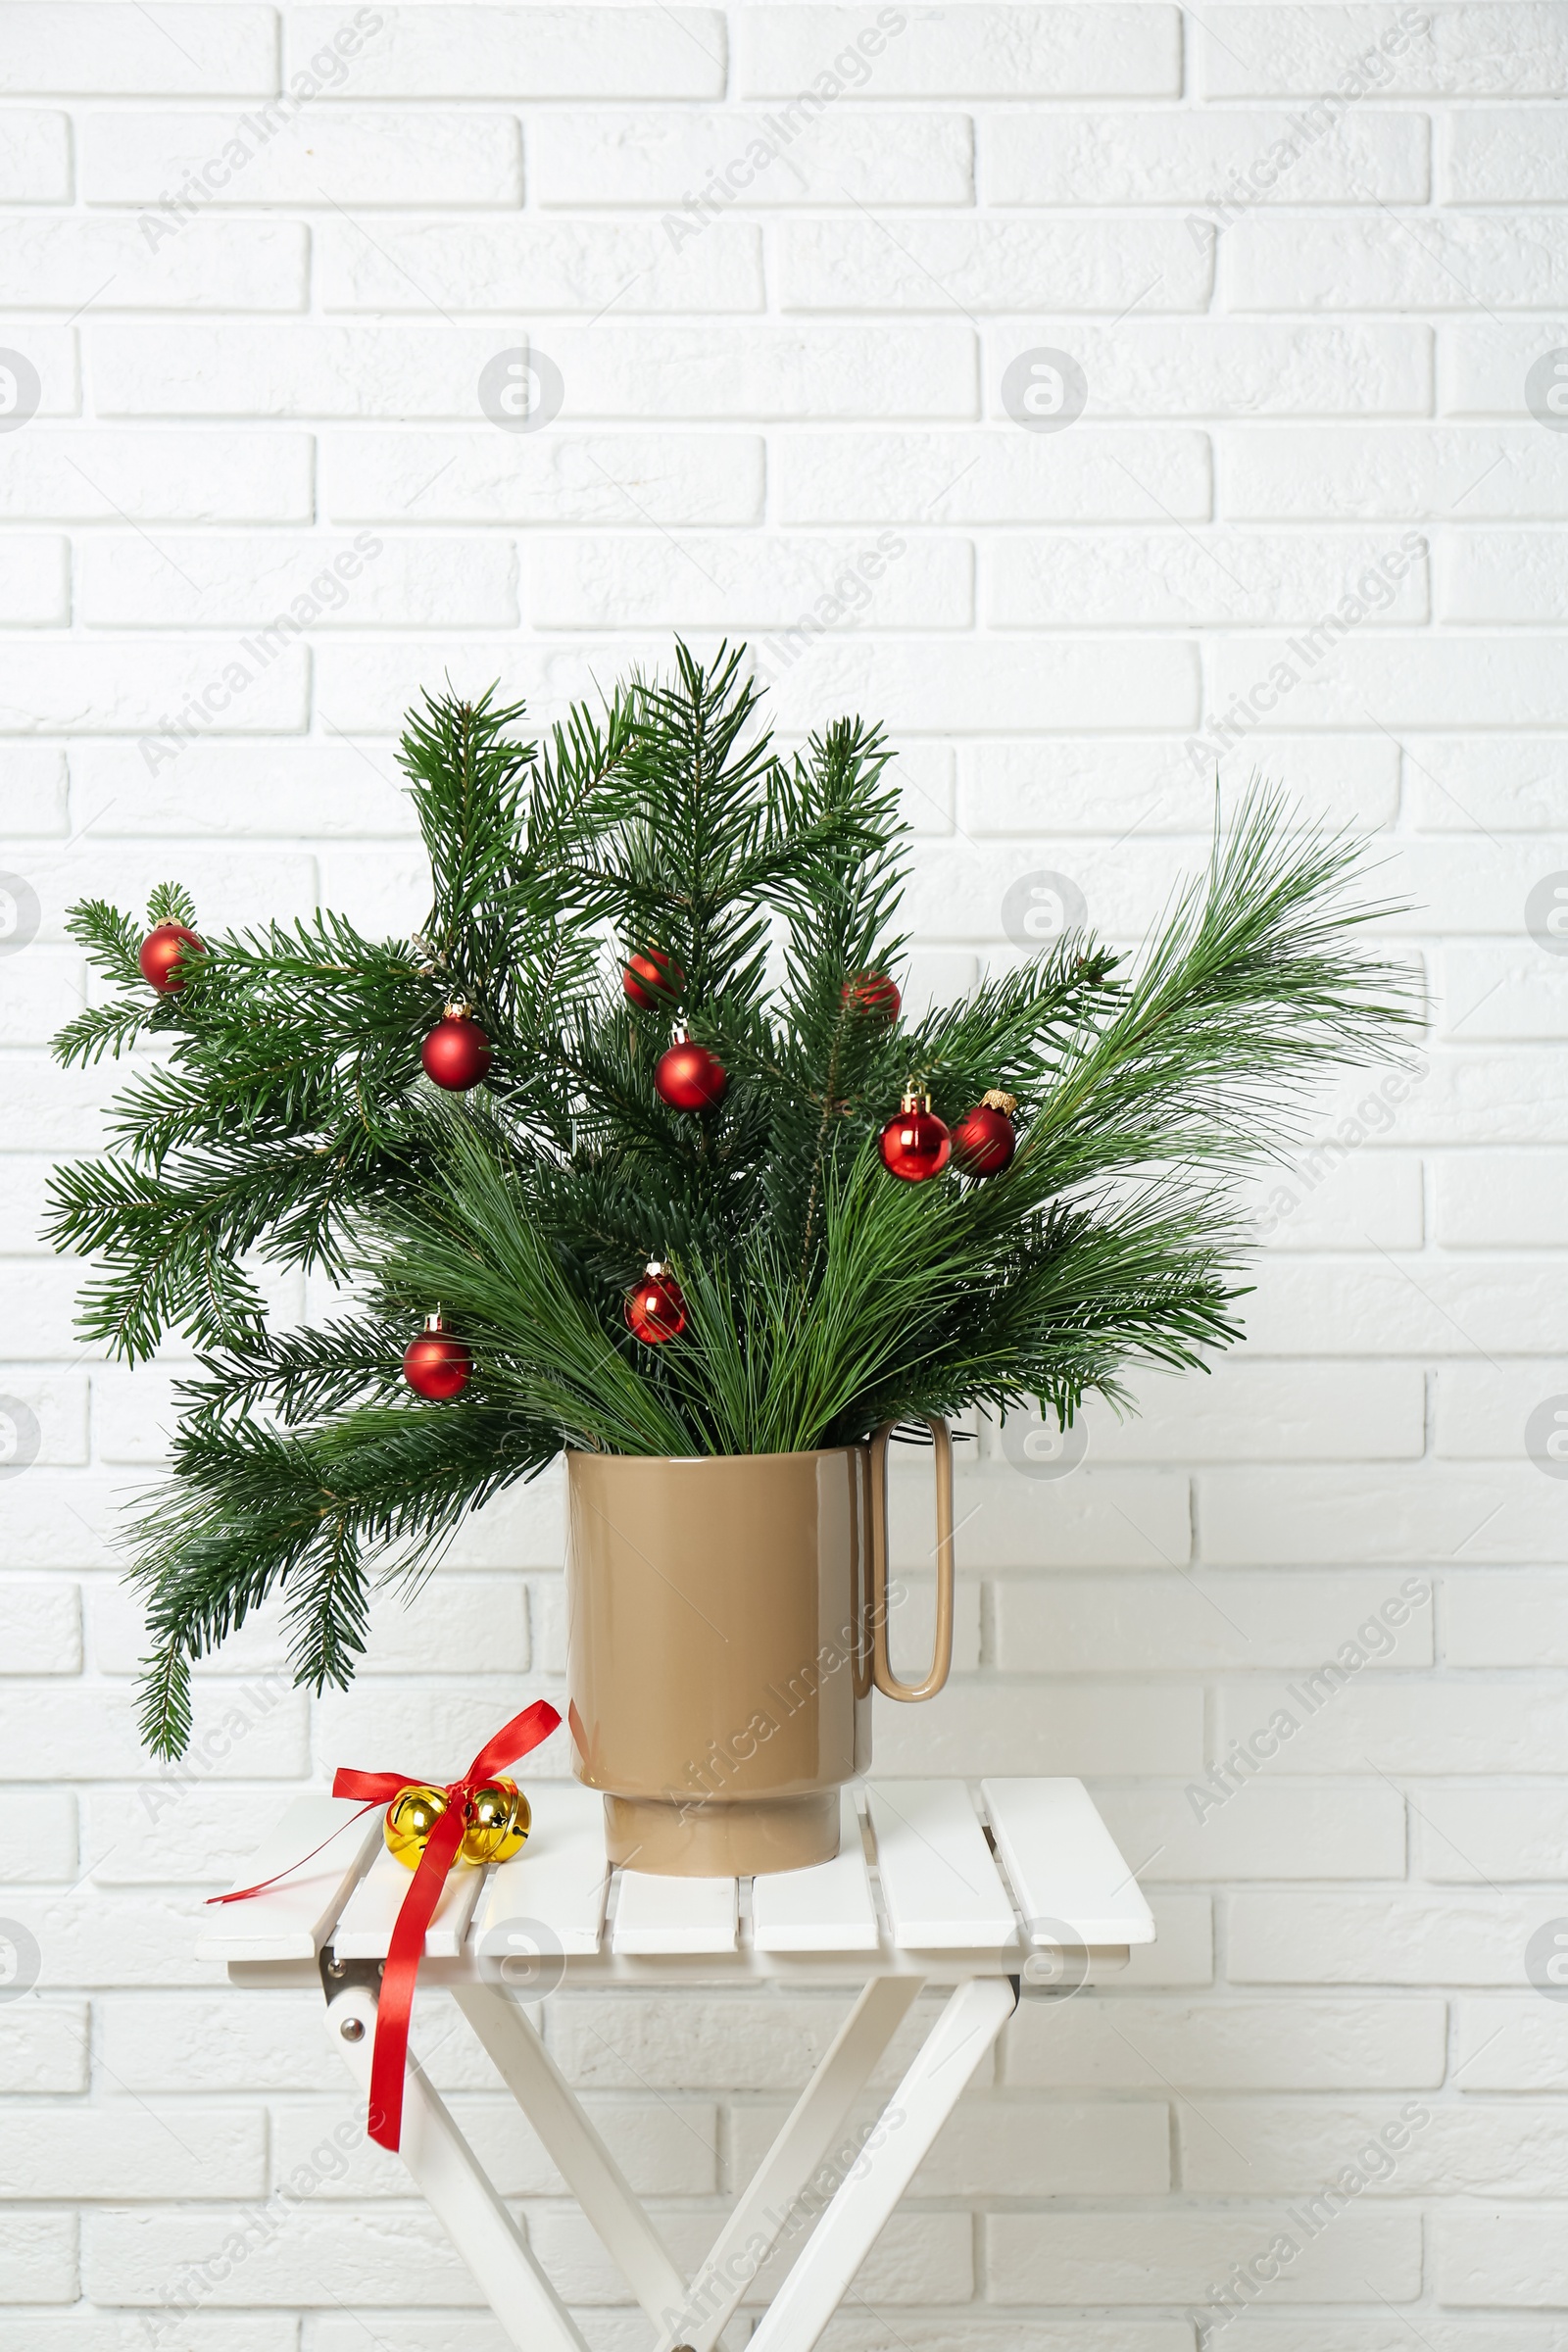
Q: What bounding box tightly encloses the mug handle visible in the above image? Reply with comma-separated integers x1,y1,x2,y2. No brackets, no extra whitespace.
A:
868,1417,955,1703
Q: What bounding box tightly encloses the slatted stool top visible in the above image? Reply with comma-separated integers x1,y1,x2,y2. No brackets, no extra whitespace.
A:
200,1776,1154,1985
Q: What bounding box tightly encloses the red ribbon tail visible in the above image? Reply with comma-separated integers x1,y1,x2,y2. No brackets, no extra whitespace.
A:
205,1801,381,1906
367,1798,467,2153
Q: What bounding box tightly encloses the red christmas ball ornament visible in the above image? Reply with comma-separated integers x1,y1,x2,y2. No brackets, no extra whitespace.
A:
655,1038,728,1112
623,1260,686,1345
421,1005,492,1092
952,1089,1018,1178
403,1312,471,1400
138,922,204,995
879,1086,951,1183
843,970,901,1023
622,948,685,1011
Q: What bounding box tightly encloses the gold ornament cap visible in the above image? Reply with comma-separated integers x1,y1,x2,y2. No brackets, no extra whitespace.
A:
981,1090,1018,1114
900,1083,932,1113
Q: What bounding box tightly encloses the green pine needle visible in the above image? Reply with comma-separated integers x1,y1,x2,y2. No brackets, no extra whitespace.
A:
46,645,1417,1756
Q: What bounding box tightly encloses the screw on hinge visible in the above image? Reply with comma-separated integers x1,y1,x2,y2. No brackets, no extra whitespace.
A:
325,1954,347,1979
340,2016,366,2042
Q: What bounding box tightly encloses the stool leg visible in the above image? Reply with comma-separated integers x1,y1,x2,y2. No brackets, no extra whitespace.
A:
454,1981,690,2328
326,1984,590,2352
745,1974,1019,2352
670,1973,924,2352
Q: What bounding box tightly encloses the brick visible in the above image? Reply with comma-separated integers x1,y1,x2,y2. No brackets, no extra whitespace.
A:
1111,1778,1407,1880
0,2212,76,2300
319,631,1200,740
0,1578,82,1670
986,321,1430,416
538,532,970,630
1392,1049,1568,1146
1241,1256,1568,1359
1454,1997,1568,2091
1197,6,1568,98
0,2323,295,2352
985,2204,1419,2302
964,734,1400,834
1447,318,1568,415
0,7,276,95
1248,1152,1426,1253
1002,1564,1433,1675
1181,2096,1560,2196
0,643,310,736
1440,949,1568,1044
88,1780,303,1886
893,1464,1192,1569
548,1988,930,2093
323,429,762,524
101,1991,366,2094
1222,2327,1555,2352
818,2328,1196,2352
729,2093,1169,2196
1232,213,1568,311
1003,1996,1446,2090
782,218,1210,313
84,110,522,206
533,108,972,208
1414,1782,1568,1881
77,534,516,630
1228,427,1568,519
1436,2203,1568,2304
872,1679,1201,1778
101,320,973,420
1447,107,1568,201
84,2205,481,2305
1438,1150,1568,1245
530,2203,972,2306
1201,1460,1567,1560
737,8,1182,99
0,747,68,833
0,2004,87,2094
270,2093,717,2197
781,428,1210,522
1218,1675,1568,1777
0,532,67,624
1228,1890,1566,1984
69,742,410,839
0,948,78,1051
1411,738,1568,830
0,1684,306,1782
989,531,1427,628
1442,1569,1568,1661
987,109,1427,206
1440,530,1568,622
0,109,71,200
287,7,726,97
9,1788,77,1881
306,2326,647,2352
1211,633,1568,729
0,220,306,312
0,2109,266,2200
0,431,313,521
0,326,77,416
321,216,760,312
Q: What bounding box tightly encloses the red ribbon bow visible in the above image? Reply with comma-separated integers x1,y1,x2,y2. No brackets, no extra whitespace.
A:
210,1699,561,2152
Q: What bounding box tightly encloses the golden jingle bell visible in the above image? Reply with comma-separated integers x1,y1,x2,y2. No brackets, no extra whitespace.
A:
383,1778,532,1872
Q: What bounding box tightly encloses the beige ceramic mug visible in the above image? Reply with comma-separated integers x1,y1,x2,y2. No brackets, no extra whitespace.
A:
564,1418,956,1875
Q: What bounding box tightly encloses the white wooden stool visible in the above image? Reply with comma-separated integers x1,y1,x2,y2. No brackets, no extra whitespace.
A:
201,1775,1153,2352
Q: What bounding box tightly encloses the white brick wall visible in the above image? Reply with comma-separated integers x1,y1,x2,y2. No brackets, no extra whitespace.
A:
0,5,1563,2345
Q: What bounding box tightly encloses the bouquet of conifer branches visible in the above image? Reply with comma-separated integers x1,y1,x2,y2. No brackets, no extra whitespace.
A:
48,644,1412,1756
